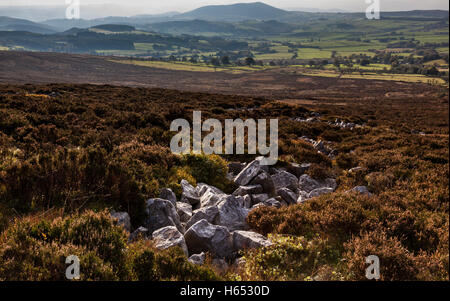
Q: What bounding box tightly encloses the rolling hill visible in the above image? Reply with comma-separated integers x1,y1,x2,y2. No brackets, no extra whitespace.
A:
0,16,57,34
177,2,293,21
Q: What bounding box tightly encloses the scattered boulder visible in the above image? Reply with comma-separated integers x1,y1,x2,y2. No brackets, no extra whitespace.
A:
298,174,321,193
188,252,206,265
348,186,372,196
249,171,275,195
308,187,334,198
251,193,269,205
232,230,272,251
186,205,219,230
159,188,177,206
129,226,149,242
216,196,249,231
180,179,200,205
200,187,226,208
152,226,189,256
242,194,252,209
176,202,193,223
184,219,234,258
233,158,262,186
196,183,224,197
111,212,131,232
232,184,263,196
277,187,297,205
287,162,310,178
144,198,183,234
271,170,299,191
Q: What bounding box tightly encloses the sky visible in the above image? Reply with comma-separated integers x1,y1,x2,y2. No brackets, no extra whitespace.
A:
1,0,449,15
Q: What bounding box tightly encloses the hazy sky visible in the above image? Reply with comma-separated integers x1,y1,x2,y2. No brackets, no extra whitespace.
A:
1,0,449,14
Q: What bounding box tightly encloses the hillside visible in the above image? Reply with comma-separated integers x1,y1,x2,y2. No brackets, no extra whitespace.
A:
0,16,57,34
177,2,292,21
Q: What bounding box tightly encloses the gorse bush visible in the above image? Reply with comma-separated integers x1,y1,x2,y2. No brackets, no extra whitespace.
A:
235,234,339,281
0,210,221,281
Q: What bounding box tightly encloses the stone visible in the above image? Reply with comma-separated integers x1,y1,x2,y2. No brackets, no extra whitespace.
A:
286,162,310,178
308,187,334,198
176,202,193,223
111,212,131,232
233,158,262,186
152,226,188,256
349,186,372,196
251,193,269,205
188,252,206,265
144,198,183,234
180,179,200,205
232,184,263,196
232,230,273,251
196,183,224,197
271,170,299,191
159,188,177,206
184,219,234,258
276,187,297,205
186,205,219,230
264,198,282,208
324,178,337,191
216,196,249,231
296,191,310,204
298,174,321,193
249,171,275,195
199,187,225,208
242,194,252,209
129,226,149,242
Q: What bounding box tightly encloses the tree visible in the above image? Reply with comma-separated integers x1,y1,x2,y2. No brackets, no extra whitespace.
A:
245,57,255,66
221,56,230,65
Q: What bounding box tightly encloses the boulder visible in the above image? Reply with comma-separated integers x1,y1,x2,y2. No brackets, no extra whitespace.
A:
323,178,337,191
144,198,183,234
196,183,224,197
180,179,200,205
176,202,193,223
286,162,310,178
264,198,282,208
233,230,273,251
184,219,234,258
186,205,219,230
159,188,177,206
216,196,249,231
200,187,226,208
233,158,262,186
271,170,299,191
111,212,131,232
129,226,149,242
242,194,252,209
308,187,334,198
232,184,263,196
296,191,310,204
298,174,321,193
251,193,269,205
349,186,372,196
249,171,275,195
188,252,206,265
152,226,189,256
276,187,297,205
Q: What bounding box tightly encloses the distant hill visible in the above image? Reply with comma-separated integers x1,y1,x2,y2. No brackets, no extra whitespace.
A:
145,19,297,36
0,16,57,34
177,2,293,21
